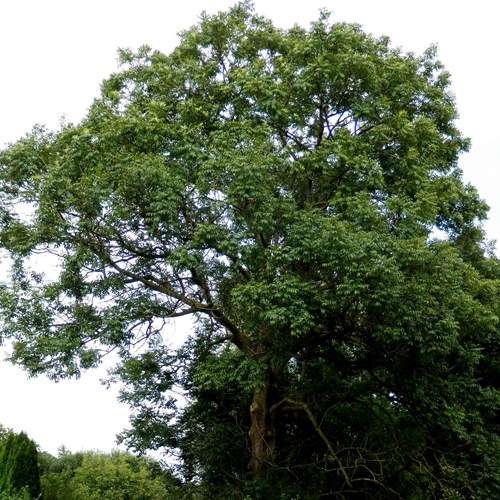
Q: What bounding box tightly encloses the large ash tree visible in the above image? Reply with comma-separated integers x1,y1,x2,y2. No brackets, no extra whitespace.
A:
0,3,499,498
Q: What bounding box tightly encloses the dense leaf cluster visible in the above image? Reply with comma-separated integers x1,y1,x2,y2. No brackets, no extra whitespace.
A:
0,2,499,497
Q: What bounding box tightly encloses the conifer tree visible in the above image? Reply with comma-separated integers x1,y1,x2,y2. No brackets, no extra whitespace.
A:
0,432,41,499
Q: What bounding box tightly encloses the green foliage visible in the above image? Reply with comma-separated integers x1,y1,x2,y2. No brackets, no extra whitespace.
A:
38,449,182,500
0,488,32,500
37,448,84,500
0,2,499,497
0,432,41,499
0,427,12,444
69,451,173,500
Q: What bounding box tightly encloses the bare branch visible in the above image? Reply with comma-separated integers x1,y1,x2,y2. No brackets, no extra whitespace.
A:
271,397,351,486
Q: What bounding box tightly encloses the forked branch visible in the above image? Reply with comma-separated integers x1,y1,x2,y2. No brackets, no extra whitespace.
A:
271,397,351,486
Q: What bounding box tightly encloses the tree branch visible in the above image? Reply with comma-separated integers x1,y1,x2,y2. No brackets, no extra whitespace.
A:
271,397,351,486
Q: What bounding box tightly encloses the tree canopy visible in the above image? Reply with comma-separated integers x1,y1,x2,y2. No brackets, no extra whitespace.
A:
0,2,499,498
36,446,182,499
38,449,178,500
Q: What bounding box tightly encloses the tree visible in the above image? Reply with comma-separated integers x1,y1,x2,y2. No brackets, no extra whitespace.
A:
65,451,175,500
0,432,41,499
0,2,499,497
37,448,182,500
37,448,84,500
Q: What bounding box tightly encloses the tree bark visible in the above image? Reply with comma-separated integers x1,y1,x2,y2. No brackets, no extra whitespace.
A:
247,383,277,477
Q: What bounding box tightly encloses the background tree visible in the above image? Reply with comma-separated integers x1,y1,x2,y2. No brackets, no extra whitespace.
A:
37,448,182,500
37,448,84,500
0,432,41,499
67,451,177,500
0,2,499,497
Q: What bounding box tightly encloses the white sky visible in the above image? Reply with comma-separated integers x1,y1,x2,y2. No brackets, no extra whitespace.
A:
0,1,499,455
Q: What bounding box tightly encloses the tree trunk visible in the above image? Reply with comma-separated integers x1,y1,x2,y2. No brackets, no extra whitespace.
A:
247,382,277,477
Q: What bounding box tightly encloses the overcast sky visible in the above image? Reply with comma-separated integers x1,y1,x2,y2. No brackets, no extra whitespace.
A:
1,1,499,456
